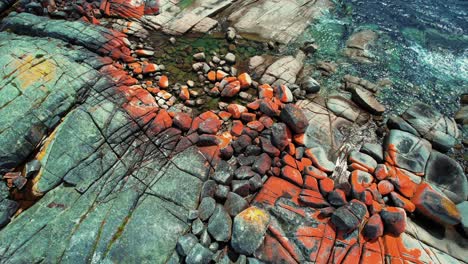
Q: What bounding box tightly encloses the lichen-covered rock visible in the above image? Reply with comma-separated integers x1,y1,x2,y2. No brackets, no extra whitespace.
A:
231,206,270,255
385,129,432,175
401,102,459,151
411,183,461,226
424,151,468,204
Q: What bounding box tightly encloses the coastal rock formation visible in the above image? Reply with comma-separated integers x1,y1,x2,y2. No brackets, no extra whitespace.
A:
0,3,466,264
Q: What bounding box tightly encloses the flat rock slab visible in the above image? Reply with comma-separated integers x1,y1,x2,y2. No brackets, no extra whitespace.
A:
227,0,333,44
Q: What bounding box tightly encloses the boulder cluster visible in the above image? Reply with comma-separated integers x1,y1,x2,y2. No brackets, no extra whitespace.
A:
0,1,466,263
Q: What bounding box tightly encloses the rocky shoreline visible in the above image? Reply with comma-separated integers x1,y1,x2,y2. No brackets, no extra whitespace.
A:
0,0,466,263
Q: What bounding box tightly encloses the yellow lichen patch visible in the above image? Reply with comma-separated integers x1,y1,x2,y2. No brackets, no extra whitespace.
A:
31,122,61,196
12,54,57,90
239,206,270,225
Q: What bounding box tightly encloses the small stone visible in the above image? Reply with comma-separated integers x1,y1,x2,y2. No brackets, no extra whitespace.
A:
186,243,213,264
199,197,217,221
252,153,272,175
360,143,384,163
169,37,176,44
301,77,320,94
192,218,205,236
226,27,236,41
158,75,169,89
348,151,377,173
331,199,368,233
363,214,384,240
212,161,234,185
280,104,308,134
24,159,41,178
225,53,236,64
188,210,199,220
275,84,293,103
173,113,192,131
232,180,251,197
224,192,248,217
215,185,230,200
235,166,257,180
231,207,270,255
238,73,252,89
176,234,198,256
208,204,232,242
193,52,206,61
380,207,406,236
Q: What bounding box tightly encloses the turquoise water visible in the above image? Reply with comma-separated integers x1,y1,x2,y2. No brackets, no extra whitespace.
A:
299,0,468,116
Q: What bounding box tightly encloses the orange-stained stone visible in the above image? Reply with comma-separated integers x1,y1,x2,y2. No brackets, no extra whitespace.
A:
227,104,248,119
231,120,244,137
158,75,169,89
374,164,389,180
299,189,329,208
301,158,312,167
377,180,394,195
287,143,296,156
281,166,303,186
254,176,301,206
179,86,190,100
207,71,216,82
216,70,228,80
303,175,319,191
246,100,261,110
241,112,256,122
238,72,252,89
282,154,297,169
247,121,264,132
389,168,419,198
369,200,383,214
319,178,334,194
349,162,369,172
255,235,299,264
218,111,232,121
390,192,416,213
258,84,274,99
304,165,327,180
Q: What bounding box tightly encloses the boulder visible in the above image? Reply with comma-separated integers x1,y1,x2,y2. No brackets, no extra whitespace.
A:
231,207,270,255
424,151,467,204
380,207,406,236
402,102,459,151
411,183,461,226
208,205,232,242
384,130,432,175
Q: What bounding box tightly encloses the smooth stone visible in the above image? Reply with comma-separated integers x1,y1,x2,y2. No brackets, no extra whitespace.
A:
231,207,270,255
207,204,232,242
186,243,213,264
199,197,216,221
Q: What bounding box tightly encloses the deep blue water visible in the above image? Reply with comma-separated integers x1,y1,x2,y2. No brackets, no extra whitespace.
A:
302,0,468,116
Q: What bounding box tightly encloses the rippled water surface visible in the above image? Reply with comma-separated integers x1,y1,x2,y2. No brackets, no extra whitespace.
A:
300,0,468,116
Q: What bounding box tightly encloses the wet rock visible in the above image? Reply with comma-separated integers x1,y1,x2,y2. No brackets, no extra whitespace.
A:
384,130,432,174
424,151,467,204
301,77,321,94
411,183,461,226
280,104,308,134
380,207,406,236
177,234,198,256
208,205,232,242
231,207,270,255
186,243,213,264
344,30,378,63
348,85,385,115
401,102,459,151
